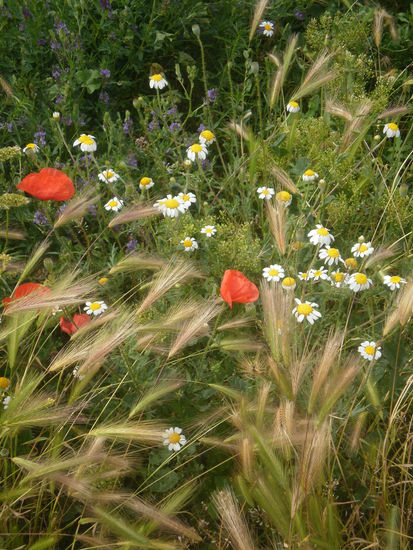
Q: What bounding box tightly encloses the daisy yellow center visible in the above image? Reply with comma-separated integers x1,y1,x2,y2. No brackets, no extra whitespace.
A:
345,258,357,268
359,244,368,252
262,189,270,195
314,270,322,277
181,194,189,201
201,130,214,141
304,169,315,176
183,239,193,248
297,303,313,316
277,191,291,202
0,377,9,390
205,228,212,233
317,228,328,236
26,143,36,149
364,345,375,356
89,302,102,311
301,273,308,279
140,177,151,186
390,276,401,284
152,74,163,82
105,171,114,179
79,135,94,145
164,198,180,209
108,200,118,207
99,277,108,285
334,273,345,282
264,23,272,30
327,248,339,257
190,144,202,153
289,101,298,108
283,277,295,287
354,273,367,285
388,123,398,131
168,432,180,444
269,269,279,277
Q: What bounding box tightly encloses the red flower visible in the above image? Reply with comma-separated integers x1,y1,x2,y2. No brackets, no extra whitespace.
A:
17,168,75,201
2,282,50,308
220,270,259,308
60,313,91,335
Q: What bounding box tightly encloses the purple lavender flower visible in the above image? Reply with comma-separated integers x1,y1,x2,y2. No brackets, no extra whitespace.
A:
50,40,61,51
33,210,49,226
54,161,66,169
34,129,46,147
197,123,206,132
99,91,109,104
54,20,70,35
294,11,304,20
126,153,138,167
52,65,62,80
123,117,134,136
64,117,72,126
19,23,25,32
89,205,97,216
203,88,218,105
55,95,64,104
166,106,177,117
100,69,110,79
126,238,137,252
22,8,33,19
148,119,158,132
79,114,86,127
56,204,67,218
169,122,181,133
201,159,211,171
37,38,46,46
100,0,111,9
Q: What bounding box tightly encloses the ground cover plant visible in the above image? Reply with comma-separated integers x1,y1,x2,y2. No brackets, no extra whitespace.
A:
0,0,412,548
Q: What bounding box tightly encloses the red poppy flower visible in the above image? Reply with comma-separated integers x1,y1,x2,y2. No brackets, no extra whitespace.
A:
60,314,91,335
220,270,259,308
17,168,75,201
2,282,50,308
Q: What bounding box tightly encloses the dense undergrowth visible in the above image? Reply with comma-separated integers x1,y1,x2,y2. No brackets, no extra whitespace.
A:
0,0,412,548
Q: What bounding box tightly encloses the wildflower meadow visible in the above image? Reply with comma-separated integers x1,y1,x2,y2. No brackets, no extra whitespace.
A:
1,0,412,548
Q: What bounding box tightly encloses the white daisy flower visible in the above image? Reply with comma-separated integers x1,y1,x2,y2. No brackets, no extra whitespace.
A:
52,111,60,120
84,300,108,316
186,143,208,162
383,275,406,291
105,197,124,211
351,241,374,258
73,134,97,152
149,74,168,90
302,169,318,181
263,264,285,282
139,177,155,190
154,194,186,218
383,123,400,138
3,396,11,410
163,427,186,452
358,341,382,361
72,366,85,380
23,143,39,154
318,246,342,266
201,225,216,238
292,298,321,325
308,224,335,246
348,273,373,292
181,237,198,252
177,192,196,209
298,272,310,281
286,101,300,113
281,277,296,290
199,130,215,146
309,267,330,282
259,20,274,37
257,187,275,200
276,190,292,207
331,271,348,288
98,169,120,183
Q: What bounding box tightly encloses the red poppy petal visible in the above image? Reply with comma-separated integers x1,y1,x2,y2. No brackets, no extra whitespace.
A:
17,168,75,201
220,270,259,307
60,317,76,335
14,282,43,299
72,313,91,330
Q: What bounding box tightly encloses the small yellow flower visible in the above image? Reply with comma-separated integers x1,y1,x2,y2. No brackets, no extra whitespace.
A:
99,277,108,286
0,377,10,390
345,257,358,270
23,143,39,154
281,277,296,290
276,190,292,207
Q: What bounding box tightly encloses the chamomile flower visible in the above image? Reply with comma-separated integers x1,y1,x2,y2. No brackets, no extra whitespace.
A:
199,130,215,146
309,267,330,282
286,101,300,113
331,271,348,287
84,300,107,316
358,341,382,361
302,169,318,181
72,366,85,380
308,225,334,246
163,427,186,452
298,272,310,281
263,264,285,282
351,241,374,258
23,143,39,154
177,192,196,209
276,190,292,207
282,277,296,290
149,74,168,90
348,273,373,292
186,143,208,162
259,20,274,37
292,298,321,324
155,195,186,218
345,257,358,270
383,275,406,291
257,187,275,200
181,237,198,251
201,225,216,238
383,122,400,138
0,377,10,391
319,246,342,266
98,169,120,183
3,396,11,410
73,134,97,152
104,197,124,211
139,177,155,190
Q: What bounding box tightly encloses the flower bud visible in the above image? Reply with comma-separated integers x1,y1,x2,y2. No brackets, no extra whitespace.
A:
250,62,259,75
192,24,200,37
52,111,60,120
